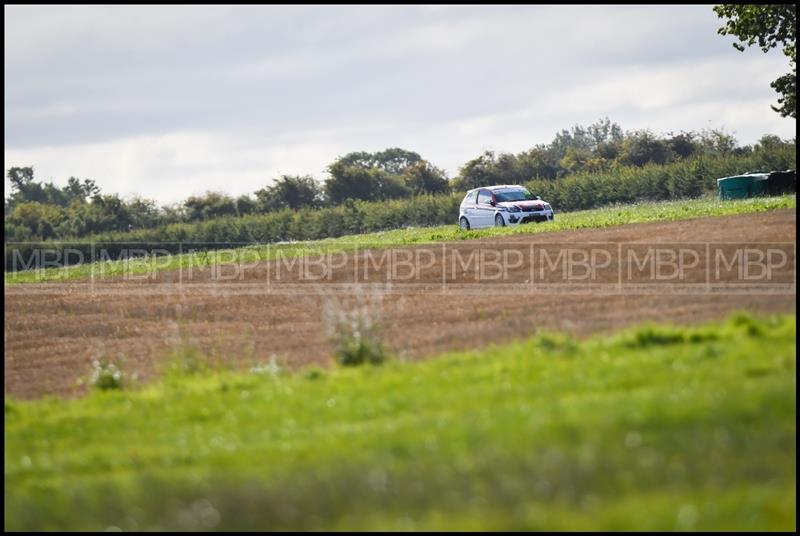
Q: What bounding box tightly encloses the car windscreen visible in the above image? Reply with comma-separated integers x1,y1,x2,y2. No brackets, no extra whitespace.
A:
494,188,534,202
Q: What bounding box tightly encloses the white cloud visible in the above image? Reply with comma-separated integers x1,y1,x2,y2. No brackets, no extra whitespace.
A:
4,129,350,203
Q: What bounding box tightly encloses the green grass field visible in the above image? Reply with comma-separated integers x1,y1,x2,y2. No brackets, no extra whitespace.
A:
5,195,796,284
5,313,796,530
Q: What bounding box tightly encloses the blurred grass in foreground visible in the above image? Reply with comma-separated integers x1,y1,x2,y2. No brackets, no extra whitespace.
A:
4,313,796,530
5,194,796,284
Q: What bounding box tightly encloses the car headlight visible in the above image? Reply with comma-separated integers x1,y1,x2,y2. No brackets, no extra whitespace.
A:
506,205,521,213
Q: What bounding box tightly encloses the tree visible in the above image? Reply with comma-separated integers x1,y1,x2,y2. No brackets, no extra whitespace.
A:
6,167,103,210
618,130,670,166
754,133,789,152
6,166,47,207
125,196,163,229
325,150,418,203
64,177,100,203
374,171,412,200
697,128,738,156
371,148,422,175
183,192,238,221
714,4,797,118
516,146,560,180
401,161,450,195
7,166,34,193
452,151,498,190
587,117,624,148
333,148,422,175
559,146,594,174
234,195,258,216
255,175,323,212
492,153,525,184
595,140,622,161
665,132,699,159
160,203,189,224
6,201,65,240
550,126,593,160
87,194,135,232
325,162,382,204
549,118,623,161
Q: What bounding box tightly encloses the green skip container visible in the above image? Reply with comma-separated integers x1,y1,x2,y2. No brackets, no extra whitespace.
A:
717,173,769,200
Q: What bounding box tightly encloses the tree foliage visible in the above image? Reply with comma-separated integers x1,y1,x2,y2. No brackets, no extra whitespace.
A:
184,192,239,221
401,161,450,195
325,148,443,203
714,4,797,118
255,175,323,212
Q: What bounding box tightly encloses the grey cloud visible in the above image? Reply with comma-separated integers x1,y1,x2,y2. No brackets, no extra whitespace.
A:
4,5,795,202
6,5,748,148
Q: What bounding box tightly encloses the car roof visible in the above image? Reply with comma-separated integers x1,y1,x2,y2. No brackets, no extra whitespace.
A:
469,185,524,192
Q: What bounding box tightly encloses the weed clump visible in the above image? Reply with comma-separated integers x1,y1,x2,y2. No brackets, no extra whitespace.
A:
727,312,766,337
305,367,325,380
90,359,124,391
617,325,685,348
536,332,579,354
326,304,387,367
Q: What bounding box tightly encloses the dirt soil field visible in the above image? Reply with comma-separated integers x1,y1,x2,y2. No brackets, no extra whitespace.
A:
5,209,796,399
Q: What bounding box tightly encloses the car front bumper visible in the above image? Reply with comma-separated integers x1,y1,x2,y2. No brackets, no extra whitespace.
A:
505,210,554,224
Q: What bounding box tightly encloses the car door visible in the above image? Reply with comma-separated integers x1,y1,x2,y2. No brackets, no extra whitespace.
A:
474,189,495,228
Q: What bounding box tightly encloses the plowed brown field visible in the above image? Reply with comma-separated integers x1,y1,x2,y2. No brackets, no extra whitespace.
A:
5,209,796,399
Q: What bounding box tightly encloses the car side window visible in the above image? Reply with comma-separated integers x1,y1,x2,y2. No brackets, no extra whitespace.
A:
477,190,493,205
464,190,478,204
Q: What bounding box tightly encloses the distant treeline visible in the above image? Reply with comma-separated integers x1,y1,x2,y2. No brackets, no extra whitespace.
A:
4,119,796,271
5,141,796,272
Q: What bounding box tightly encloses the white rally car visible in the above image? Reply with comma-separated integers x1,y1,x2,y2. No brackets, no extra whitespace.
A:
458,185,554,230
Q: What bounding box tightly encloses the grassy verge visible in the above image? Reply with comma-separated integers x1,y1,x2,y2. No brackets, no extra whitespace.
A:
4,194,796,284
4,313,796,530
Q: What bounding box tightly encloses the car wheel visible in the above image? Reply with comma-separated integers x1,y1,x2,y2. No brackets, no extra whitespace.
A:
459,217,471,231
495,214,505,227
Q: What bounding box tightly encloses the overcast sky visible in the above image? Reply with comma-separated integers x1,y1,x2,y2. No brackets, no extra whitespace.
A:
4,5,796,204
